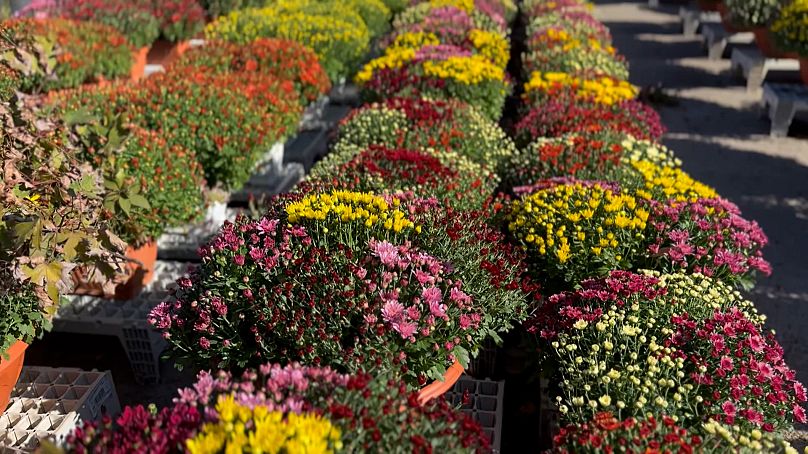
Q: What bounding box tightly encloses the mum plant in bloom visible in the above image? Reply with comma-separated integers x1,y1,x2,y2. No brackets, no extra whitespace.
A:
151,0,206,43
725,0,784,28
619,159,717,203
205,1,371,81
394,3,507,38
551,412,798,453
523,71,637,107
47,70,301,191
382,28,510,69
526,11,613,45
513,98,664,147
334,97,516,168
772,0,808,56
522,28,628,80
505,180,648,290
168,38,331,106
151,191,483,383
19,0,161,49
642,197,771,288
523,0,594,16
307,144,498,212
619,135,681,169
357,43,511,120
69,123,205,247
499,133,627,191
65,363,490,452
0,18,132,93
530,271,805,444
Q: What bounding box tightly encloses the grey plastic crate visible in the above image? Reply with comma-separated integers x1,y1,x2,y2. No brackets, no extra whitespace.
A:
1,367,120,452
444,377,505,453
53,262,193,384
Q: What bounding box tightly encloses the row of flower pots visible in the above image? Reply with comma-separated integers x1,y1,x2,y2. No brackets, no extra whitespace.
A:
0,0,393,418
514,0,806,450
701,0,808,84
59,0,528,451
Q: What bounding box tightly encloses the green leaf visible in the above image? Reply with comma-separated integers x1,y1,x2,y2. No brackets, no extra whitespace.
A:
63,109,96,127
118,197,131,215
129,193,150,210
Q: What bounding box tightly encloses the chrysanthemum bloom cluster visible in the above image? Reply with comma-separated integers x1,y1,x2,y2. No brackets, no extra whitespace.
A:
551,412,799,453
334,97,516,168
394,2,508,37
620,159,718,203
526,11,613,45
380,28,510,69
500,133,627,190
47,69,302,191
524,0,594,16
204,0,376,81
65,363,491,453
524,71,638,106
357,42,511,120
307,144,498,212
522,27,628,80
643,197,771,288
513,98,665,147
151,189,533,383
619,135,681,169
186,396,342,453
358,0,512,120
168,37,331,106
529,270,804,447
771,0,808,57
505,181,649,290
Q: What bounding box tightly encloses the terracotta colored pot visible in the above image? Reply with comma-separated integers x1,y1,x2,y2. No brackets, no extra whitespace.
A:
131,47,150,81
697,0,720,12
147,40,190,67
799,58,808,85
416,361,464,406
114,240,158,300
753,28,797,59
72,239,157,300
0,341,28,413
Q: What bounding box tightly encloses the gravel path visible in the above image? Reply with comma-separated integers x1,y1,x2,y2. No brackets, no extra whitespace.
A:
594,0,808,400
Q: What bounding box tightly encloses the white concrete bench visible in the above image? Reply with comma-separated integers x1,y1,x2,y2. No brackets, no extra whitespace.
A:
679,7,721,37
762,83,808,137
701,23,753,60
731,47,799,91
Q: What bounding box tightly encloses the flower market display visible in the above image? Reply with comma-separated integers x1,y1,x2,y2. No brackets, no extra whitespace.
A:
504,0,807,451
64,363,490,452
1,0,806,452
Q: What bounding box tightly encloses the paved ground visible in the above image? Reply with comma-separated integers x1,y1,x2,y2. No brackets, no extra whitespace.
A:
595,0,808,398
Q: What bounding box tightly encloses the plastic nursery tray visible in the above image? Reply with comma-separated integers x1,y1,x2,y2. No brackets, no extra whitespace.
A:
53,261,193,384
1,367,120,452
444,376,505,453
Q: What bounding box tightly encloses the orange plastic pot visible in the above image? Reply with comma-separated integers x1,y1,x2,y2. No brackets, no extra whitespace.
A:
0,341,27,413
72,239,157,300
416,361,464,406
114,240,158,300
753,28,797,59
131,47,150,81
